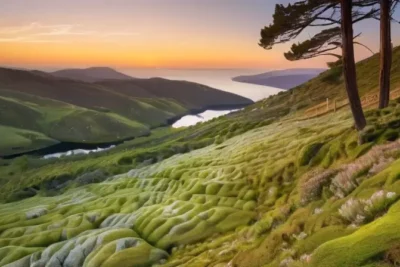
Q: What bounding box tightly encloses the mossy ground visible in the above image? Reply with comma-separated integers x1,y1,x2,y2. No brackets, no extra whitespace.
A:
2,102,400,266
2,48,400,266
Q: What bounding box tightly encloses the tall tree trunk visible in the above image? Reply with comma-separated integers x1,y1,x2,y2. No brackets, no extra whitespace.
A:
379,0,392,109
340,0,366,131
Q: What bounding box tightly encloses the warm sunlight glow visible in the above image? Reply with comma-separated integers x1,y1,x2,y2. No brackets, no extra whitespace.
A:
1,0,396,69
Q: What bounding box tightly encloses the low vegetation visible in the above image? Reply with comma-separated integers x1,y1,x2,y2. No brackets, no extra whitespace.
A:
2,46,400,266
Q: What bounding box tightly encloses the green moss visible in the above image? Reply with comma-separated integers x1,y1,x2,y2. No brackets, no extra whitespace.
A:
3,58,400,267
310,201,400,267
298,143,324,166
84,238,168,267
0,246,42,266
295,225,355,255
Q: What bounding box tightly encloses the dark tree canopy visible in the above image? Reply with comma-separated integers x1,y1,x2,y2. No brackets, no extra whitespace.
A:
284,27,342,61
259,0,378,51
260,0,398,61
284,27,374,65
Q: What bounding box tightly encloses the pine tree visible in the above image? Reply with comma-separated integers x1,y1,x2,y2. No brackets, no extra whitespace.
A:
259,0,374,130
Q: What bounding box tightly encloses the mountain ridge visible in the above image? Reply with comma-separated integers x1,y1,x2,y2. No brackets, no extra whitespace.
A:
50,66,135,83
232,68,326,89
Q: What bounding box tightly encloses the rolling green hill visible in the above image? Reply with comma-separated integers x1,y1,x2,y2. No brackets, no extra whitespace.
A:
2,48,400,267
0,68,252,156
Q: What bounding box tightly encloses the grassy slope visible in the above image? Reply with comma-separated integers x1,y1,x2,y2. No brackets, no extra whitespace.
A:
0,125,59,156
0,86,188,156
0,92,151,156
0,67,253,156
239,46,400,122
1,48,400,266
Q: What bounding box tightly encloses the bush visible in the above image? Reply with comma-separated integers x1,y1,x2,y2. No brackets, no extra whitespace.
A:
364,190,397,220
214,135,224,145
339,190,397,225
388,119,400,129
330,141,400,198
254,216,273,236
118,156,133,165
76,170,107,185
300,169,337,205
338,198,366,225
383,129,399,142
321,66,342,84
298,143,324,166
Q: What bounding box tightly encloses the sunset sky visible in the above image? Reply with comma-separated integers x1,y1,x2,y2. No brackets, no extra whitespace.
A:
1,0,399,70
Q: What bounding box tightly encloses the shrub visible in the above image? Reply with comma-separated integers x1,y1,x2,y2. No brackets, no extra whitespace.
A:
338,198,366,225
369,157,395,176
339,190,397,225
321,66,342,84
385,244,400,266
300,169,337,205
214,135,224,145
117,156,133,165
330,140,400,198
388,119,400,129
330,163,366,198
76,170,107,185
280,257,294,267
298,143,324,166
254,215,273,237
383,129,399,142
364,190,397,220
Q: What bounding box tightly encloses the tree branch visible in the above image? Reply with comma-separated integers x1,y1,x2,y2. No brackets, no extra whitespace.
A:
354,42,375,55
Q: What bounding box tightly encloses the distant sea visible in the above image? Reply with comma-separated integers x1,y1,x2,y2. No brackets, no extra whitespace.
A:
119,68,284,128
119,68,283,102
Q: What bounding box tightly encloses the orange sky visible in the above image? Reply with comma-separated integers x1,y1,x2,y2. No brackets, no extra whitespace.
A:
1,0,399,69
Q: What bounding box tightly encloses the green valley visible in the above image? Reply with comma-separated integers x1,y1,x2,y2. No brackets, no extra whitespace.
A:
0,68,252,157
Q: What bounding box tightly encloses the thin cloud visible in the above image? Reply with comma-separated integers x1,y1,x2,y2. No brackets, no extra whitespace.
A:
0,37,67,43
0,22,76,34
0,23,139,43
34,25,97,36
0,22,41,34
22,39,68,43
0,37,25,42
101,32,141,37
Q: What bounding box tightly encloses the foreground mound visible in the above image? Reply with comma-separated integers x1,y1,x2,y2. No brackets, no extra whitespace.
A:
3,101,400,266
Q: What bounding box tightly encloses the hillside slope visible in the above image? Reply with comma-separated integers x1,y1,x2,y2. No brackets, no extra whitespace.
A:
233,68,326,89
2,48,400,267
0,68,252,156
3,100,400,267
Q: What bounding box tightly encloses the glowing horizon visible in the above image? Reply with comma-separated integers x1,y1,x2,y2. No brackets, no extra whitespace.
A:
1,0,399,70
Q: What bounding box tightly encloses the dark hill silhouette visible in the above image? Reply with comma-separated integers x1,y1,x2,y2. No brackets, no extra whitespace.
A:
232,68,326,89
0,68,252,114
97,78,252,109
51,67,134,83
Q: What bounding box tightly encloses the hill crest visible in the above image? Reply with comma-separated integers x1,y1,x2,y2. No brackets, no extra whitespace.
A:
233,68,326,89
50,67,134,83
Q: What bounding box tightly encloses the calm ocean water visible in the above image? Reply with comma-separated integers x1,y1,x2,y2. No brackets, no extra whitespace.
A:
120,68,284,128
119,68,283,102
